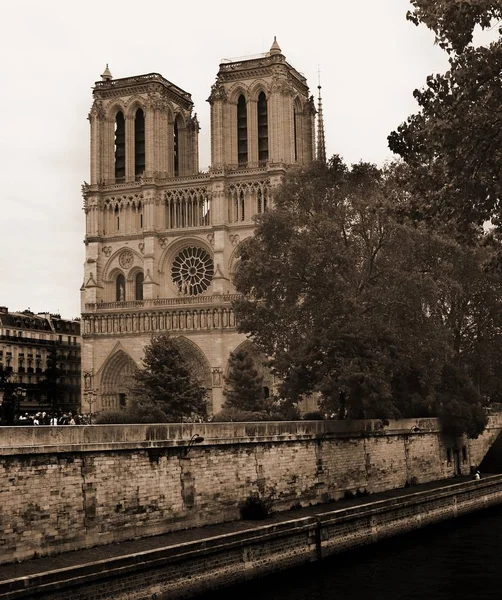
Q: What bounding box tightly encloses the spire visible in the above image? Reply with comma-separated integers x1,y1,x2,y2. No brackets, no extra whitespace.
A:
269,36,282,55
316,67,326,163
101,64,113,81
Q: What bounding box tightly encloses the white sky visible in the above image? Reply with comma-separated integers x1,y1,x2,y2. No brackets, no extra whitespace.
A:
0,0,457,319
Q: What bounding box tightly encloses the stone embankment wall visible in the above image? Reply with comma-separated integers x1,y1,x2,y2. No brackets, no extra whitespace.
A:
2,476,502,600
0,418,499,565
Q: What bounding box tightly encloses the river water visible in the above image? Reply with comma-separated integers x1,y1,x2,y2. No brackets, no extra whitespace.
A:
195,505,502,600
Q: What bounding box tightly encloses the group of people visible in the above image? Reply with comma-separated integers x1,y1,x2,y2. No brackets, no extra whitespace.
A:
17,412,91,425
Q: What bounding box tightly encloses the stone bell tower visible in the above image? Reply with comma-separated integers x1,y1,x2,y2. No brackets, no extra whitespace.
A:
209,37,315,169
81,40,316,416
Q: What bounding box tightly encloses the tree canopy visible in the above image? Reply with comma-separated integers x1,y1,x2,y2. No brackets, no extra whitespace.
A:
389,2,502,234
128,334,207,422
232,158,492,436
223,350,267,412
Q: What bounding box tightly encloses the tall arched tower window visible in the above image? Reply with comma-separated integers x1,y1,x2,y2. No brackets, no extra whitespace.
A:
237,95,248,166
174,116,181,176
135,272,144,300
257,92,268,163
134,109,145,178
293,108,298,162
116,274,125,302
114,111,125,181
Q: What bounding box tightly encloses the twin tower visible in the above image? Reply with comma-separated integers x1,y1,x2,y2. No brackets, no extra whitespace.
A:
81,39,318,414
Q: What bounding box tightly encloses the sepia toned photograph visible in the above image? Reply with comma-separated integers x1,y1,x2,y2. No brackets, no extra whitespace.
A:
1,1,501,598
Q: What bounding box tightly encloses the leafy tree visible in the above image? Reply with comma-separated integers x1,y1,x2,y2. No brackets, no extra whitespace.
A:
223,350,267,412
407,1,502,53
0,364,17,425
233,158,452,421
130,334,207,422
389,2,502,234
436,363,487,438
40,347,64,410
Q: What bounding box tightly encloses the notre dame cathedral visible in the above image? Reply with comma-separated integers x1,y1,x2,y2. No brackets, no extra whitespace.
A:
80,38,322,414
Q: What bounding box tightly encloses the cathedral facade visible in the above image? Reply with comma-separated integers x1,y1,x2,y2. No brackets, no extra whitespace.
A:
80,39,316,414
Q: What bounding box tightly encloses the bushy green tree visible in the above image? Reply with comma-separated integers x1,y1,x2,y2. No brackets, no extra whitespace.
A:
129,334,207,422
232,158,493,436
223,350,267,412
389,2,502,234
233,158,451,420
0,364,17,425
40,347,64,409
436,363,487,438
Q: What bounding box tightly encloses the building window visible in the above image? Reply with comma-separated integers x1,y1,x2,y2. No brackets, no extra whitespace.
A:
116,274,126,302
119,393,127,408
114,111,126,181
171,246,214,296
134,108,145,178
257,92,268,163
239,190,245,221
174,117,180,176
237,94,248,166
135,272,144,300
293,108,298,162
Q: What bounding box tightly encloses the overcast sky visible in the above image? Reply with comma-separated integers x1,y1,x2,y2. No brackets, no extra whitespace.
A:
0,1,461,319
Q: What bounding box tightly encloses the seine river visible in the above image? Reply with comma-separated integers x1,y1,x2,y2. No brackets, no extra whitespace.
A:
195,505,502,600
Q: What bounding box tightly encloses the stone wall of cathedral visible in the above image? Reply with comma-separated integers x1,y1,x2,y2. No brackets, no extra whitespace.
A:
81,40,315,415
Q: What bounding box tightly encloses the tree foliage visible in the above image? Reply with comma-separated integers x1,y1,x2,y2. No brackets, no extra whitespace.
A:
389,2,502,233
40,347,64,409
223,350,267,412
129,334,207,422
407,0,502,54
233,158,493,436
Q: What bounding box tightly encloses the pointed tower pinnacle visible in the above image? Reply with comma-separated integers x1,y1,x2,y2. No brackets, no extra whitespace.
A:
269,36,282,55
316,67,326,163
101,64,113,81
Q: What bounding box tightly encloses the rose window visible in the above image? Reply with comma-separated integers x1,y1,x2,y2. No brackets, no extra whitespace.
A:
119,250,134,269
171,246,214,296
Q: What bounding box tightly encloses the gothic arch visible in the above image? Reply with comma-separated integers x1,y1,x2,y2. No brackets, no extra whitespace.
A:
228,237,250,287
158,236,214,275
159,237,215,297
99,349,138,411
172,336,213,411
102,248,143,281
125,96,146,118
163,102,175,123
127,265,144,281
225,340,275,394
172,336,212,387
172,111,187,128
227,83,250,104
293,95,303,112
248,80,270,101
106,101,126,120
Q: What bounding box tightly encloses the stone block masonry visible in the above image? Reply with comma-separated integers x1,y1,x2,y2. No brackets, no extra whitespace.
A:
0,417,500,566
2,476,502,600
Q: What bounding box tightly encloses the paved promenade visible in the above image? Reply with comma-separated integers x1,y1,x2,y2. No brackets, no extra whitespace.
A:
0,474,479,584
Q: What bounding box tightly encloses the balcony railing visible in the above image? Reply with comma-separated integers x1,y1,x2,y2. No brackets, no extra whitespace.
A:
84,294,243,313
